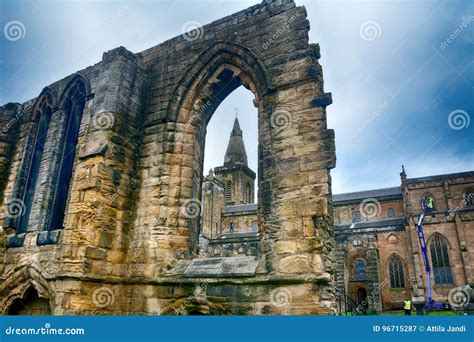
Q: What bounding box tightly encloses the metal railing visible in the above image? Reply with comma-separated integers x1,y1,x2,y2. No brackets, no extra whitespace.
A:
333,287,367,315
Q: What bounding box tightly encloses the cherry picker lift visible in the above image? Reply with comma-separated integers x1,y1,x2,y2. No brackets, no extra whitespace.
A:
415,197,450,311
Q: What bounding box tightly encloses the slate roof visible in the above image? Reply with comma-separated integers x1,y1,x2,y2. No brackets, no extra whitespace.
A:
405,171,474,184
333,186,402,204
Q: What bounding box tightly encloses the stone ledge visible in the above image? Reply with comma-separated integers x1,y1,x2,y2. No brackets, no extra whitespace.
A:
310,92,333,108
183,256,259,278
79,144,108,160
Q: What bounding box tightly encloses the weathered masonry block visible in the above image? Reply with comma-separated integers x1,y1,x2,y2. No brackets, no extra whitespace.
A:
0,0,336,315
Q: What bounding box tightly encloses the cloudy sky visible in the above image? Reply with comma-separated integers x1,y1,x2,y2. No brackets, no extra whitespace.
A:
1,0,472,194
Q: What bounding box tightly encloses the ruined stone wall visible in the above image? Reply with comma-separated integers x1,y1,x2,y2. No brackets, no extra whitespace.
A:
0,0,336,315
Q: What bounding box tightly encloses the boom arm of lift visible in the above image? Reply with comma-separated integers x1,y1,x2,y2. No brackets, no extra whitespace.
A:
416,210,433,304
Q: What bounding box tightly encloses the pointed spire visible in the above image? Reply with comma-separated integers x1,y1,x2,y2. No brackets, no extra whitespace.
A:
400,165,407,181
224,116,248,166
231,116,242,136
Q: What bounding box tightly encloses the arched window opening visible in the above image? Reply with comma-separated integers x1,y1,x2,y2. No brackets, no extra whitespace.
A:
7,287,51,315
465,191,473,207
225,180,232,202
429,235,453,285
388,255,405,288
353,211,361,222
47,80,86,231
353,258,367,281
199,84,257,253
387,207,394,218
16,97,53,233
247,183,253,203
252,220,257,231
421,194,435,211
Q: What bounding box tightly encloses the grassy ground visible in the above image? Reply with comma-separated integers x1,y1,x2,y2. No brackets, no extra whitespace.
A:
340,310,464,316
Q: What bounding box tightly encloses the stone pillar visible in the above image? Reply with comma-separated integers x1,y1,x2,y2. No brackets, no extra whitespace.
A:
28,109,67,234
444,180,471,284
259,48,336,280
0,103,25,272
60,47,147,279
0,104,23,205
366,242,383,312
335,246,346,291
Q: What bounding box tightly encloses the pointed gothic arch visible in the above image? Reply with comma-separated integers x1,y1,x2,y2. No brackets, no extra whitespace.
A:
44,75,88,233
164,42,272,253
168,41,273,124
387,254,405,288
0,264,54,315
428,233,453,285
13,91,55,233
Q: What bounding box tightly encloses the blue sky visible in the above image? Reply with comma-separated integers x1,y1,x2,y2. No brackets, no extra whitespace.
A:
1,0,473,194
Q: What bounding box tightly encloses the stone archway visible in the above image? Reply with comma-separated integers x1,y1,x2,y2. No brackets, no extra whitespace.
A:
124,2,337,291
6,286,51,315
0,265,54,315
169,42,271,255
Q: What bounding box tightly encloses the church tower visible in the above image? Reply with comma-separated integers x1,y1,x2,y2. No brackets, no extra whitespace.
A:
214,117,256,205
201,169,225,239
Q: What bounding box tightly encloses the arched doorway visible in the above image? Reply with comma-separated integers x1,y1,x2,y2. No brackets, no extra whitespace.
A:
7,287,51,315
357,287,368,309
